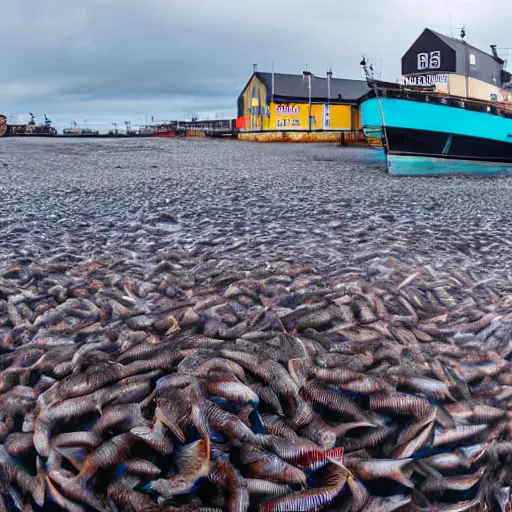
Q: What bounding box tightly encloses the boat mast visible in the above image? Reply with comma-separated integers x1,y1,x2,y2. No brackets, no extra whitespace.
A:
361,56,389,150
460,26,469,98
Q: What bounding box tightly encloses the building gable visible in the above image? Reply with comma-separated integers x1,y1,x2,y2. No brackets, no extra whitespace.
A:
238,73,267,118
402,29,457,75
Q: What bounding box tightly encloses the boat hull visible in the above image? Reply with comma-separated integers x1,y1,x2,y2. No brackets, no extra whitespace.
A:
361,93,512,176
387,153,512,176
153,131,175,137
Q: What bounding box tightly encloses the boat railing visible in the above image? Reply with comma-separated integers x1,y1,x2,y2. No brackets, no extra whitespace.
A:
372,85,512,119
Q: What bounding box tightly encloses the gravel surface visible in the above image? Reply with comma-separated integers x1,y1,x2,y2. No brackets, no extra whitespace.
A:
2,137,512,277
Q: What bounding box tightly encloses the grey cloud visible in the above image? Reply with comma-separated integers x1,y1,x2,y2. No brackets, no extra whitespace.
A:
1,0,510,130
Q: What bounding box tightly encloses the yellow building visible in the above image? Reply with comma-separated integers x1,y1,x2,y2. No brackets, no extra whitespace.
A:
236,71,371,142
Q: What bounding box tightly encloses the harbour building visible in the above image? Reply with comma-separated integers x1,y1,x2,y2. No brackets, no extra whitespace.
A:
236,71,371,142
400,28,512,102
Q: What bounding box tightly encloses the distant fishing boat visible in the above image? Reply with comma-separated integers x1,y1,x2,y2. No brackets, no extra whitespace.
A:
1,113,57,137
360,28,512,176
62,121,99,136
153,130,175,137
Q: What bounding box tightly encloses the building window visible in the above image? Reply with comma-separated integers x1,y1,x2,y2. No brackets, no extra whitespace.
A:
469,54,476,66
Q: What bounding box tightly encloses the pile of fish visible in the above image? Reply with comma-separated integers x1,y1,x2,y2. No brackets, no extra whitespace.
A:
2,249,512,511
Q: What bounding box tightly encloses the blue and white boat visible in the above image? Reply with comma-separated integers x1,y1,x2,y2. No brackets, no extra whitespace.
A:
360,28,512,176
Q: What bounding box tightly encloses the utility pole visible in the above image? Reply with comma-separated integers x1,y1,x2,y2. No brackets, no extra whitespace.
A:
460,26,469,98
303,70,313,131
327,69,332,103
326,69,332,129
271,59,275,103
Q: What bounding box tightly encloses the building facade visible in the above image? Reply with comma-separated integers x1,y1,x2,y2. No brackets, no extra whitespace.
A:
400,28,512,103
236,71,370,141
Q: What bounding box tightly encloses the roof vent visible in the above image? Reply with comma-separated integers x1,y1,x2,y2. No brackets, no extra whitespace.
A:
491,45,499,59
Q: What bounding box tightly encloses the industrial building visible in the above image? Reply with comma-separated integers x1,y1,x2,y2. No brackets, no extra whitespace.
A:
401,28,512,102
236,71,371,142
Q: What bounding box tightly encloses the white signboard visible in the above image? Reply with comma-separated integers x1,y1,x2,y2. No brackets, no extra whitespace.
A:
417,51,441,70
276,105,300,115
400,74,448,87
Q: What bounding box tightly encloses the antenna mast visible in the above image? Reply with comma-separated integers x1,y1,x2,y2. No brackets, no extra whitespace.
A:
360,56,374,81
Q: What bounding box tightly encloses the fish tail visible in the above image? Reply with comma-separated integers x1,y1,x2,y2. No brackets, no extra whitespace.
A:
412,460,442,479
54,446,86,471
469,442,489,464
45,474,67,507
389,459,415,488
138,481,154,493
154,409,185,443
250,408,266,434
141,387,157,408
325,447,344,459
443,389,457,402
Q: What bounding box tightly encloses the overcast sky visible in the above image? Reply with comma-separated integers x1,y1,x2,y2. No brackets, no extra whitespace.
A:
1,0,510,131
